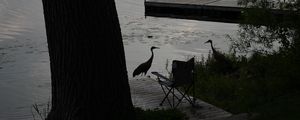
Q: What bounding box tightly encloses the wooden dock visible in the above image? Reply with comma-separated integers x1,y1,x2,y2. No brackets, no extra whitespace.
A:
145,0,243,23
130,77,233,119
144,0,296,24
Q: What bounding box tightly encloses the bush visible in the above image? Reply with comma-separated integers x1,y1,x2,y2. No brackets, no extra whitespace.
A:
194,51,300,114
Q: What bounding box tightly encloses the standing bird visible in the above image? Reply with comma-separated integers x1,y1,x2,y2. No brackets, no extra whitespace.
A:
204,39,234,74
133,46,159,77
205,40,227,62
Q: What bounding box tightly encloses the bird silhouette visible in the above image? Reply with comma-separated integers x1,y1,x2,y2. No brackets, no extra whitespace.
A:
133,46,159,77
205,40,227,61
205,39,234,74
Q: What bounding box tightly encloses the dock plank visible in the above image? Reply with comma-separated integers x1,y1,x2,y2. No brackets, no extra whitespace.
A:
147,0,240,7
129,77,232,119
148,0,224,5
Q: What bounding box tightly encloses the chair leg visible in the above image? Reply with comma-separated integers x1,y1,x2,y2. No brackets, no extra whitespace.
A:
170,87,182,108
159,85,168,105
174,88,188,108
182,85,195,105
192,83,196,105
159,85,196,108
159,85,173,107
173,85,195,108
172,88,175,108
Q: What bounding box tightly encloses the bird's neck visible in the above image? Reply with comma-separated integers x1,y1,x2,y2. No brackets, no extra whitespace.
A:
150,50,154,61
210,42,216,53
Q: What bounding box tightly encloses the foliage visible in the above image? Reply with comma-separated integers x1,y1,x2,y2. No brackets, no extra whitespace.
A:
252,92,300,120
194,50,300,115
193,1,300,119
135,107,188,120
230,24,295,53
230,0,300,54
238,0,300,10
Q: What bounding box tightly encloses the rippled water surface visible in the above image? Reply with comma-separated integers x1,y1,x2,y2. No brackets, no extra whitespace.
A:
0,0,238,119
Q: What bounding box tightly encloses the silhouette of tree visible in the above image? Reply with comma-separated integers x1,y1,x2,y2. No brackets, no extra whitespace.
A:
42,0,134,119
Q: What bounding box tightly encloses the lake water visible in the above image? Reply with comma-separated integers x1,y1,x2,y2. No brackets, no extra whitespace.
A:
0,0,238,119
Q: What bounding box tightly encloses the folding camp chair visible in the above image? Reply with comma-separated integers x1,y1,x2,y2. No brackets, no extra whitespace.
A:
152,57,196,108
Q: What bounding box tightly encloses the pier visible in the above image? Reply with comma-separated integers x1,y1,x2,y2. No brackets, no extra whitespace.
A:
130,77,233,119
144,0,295,24
145,0,243,23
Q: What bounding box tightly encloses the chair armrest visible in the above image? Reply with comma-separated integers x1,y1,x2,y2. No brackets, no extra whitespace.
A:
151,72,170,81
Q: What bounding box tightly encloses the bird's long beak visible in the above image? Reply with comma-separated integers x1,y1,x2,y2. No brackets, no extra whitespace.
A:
204,41,209,44
154,47,160,49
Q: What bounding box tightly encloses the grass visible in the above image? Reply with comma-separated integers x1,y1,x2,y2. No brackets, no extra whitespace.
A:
252,92,300,120
31,101,51,120
193,51,300,119
135,107,188,120
31,104,187,120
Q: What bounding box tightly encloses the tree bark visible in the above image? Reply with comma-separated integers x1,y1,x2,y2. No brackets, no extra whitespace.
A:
42,0,134,119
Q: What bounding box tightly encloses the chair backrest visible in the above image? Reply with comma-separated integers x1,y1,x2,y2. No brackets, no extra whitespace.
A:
171,57,194,86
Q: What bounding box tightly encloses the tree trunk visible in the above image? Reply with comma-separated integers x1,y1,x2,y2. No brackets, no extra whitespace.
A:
41,0,134,119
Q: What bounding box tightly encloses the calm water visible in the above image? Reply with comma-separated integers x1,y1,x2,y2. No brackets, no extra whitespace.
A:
0,0,238,119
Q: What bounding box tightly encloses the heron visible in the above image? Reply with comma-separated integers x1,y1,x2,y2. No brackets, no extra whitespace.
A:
205,40,227,62
204,39,234,74
133,46,159,77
